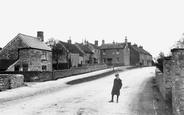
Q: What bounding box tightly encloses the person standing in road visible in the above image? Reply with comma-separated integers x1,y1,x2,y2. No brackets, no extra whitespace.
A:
109,73,122,103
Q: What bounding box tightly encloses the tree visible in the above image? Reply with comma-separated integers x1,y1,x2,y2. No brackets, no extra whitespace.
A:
172,33,184,48
46,38,66,70
155,52,165,72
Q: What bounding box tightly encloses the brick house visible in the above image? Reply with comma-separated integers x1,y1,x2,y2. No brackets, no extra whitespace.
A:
84,40,100,64
99,38,130,66
0,31,52,71
57,40,84,68
75,43,94,64
128,43,152,66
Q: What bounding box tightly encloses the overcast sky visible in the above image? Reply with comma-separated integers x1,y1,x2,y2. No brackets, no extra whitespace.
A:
1,0,184,58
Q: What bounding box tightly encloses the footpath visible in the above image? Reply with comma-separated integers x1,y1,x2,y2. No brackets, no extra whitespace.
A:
0,66,132,103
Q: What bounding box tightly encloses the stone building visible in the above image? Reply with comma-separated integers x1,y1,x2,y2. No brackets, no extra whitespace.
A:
99,38,130,66
84,40,100,64
75,43,94,64
128,43,152,66
57,40,84,68
0,31,52,71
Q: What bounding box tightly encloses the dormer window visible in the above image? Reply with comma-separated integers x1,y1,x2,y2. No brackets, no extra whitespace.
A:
41,51,47,61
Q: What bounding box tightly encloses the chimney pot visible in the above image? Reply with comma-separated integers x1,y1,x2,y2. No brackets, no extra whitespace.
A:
68,39,72,44
139,46,143,49
133,44,137,47
102,40,105,45
95,40,98,46
37,31,44,42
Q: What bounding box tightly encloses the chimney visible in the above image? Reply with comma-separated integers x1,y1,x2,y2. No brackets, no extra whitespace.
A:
125,36,127,43
139,46,143,49
68,39,72,44
95,40,98,46
68,36,72,44
102,40,105,45
37,31,44,42
133,44,137,47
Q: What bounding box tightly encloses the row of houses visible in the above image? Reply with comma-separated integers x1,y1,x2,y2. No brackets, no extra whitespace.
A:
0,31,152,72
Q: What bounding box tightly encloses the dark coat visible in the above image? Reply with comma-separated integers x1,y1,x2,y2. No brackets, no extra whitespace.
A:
111,78,122,95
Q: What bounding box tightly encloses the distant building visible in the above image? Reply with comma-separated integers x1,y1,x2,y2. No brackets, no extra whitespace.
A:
128,43,152,66
57,40,84,68
84,40,100,64
75,43,94,64
99,38,130,66
0,31,52,71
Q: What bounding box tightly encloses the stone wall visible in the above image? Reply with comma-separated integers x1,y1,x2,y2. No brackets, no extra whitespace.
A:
155,68,165,99
0,36,28,60
0,74,24,91
54,64,108,79
170,48,184,115
163,57,172,102
0,64,107,82
7,48,52,71
9,74,24,89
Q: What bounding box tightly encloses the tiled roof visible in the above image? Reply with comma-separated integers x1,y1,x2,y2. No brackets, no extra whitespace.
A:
19,33,51,51
130,45,152,56
0,59,17,71
59,41,83,55
99,43,126,49
77,43,94,54
88,43,99,49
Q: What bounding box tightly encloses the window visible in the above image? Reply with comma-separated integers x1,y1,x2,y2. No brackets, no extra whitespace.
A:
41,51,47,60
103,50,106,55
42,65,47,71
116,58,119,63
103,58,106,63
23,64,28,71
15,65,20,71
116,49,119,54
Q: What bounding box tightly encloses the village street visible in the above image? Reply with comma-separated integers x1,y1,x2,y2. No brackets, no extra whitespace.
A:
0,67,171,115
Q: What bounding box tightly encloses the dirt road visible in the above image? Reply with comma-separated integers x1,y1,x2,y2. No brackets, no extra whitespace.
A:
0,67,171,115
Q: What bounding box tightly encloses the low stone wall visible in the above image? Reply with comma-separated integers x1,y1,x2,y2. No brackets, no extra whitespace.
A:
54,64,108,79
155,68,165,99
0,71,53,82
0,74,24,91
163,57,172,103
9,74,24,89
171,48,184,115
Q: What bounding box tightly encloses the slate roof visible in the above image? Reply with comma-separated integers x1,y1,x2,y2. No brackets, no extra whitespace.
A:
76,43,94,54
59,41,83,55
99,43,126,49
130,45,152,56
88,43,99,49
19,33,51,51
0,59,17,71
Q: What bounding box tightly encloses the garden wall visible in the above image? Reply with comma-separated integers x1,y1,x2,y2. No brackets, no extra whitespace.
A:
0,74,24,91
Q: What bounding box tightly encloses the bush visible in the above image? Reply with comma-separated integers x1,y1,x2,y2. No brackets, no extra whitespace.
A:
155,57,164,73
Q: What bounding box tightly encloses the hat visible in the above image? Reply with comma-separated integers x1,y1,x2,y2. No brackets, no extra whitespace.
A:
115,73,119,76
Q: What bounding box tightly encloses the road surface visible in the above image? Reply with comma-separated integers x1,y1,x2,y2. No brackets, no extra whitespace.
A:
0,67,171,115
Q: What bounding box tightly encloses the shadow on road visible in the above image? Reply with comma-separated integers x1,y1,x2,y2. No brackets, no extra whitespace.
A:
134,76,172,115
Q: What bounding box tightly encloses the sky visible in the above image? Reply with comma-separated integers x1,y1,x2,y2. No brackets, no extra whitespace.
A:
1,0,184,58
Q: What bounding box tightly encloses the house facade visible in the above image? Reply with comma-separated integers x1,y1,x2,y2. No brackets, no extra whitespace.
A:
128,43,152,66
0,31,52,71
57,40,84,68
75,43,94,65
84,40,100,64
99,39,130,66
